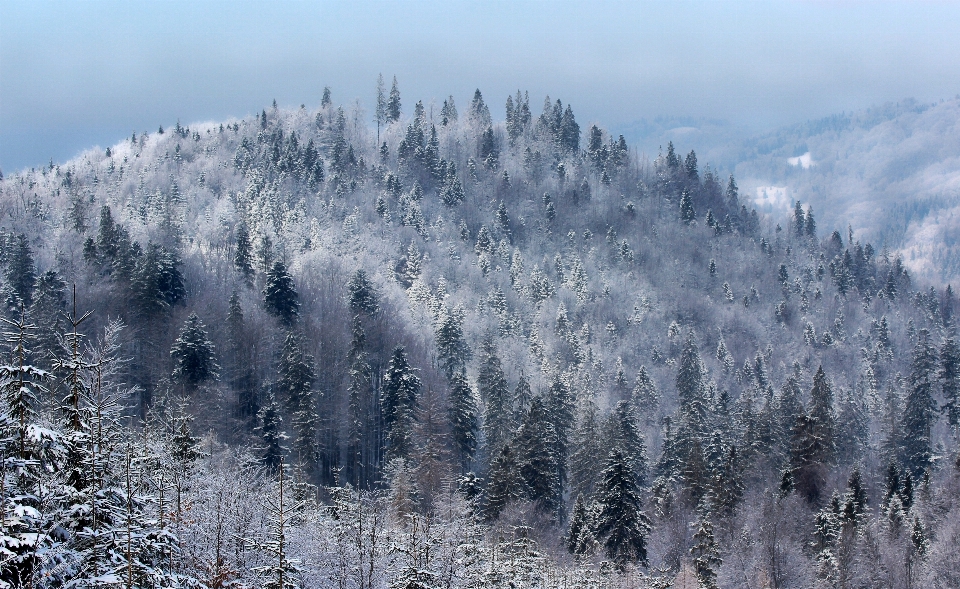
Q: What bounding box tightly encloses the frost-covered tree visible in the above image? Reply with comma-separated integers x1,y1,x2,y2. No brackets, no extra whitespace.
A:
170,312,219,388
593,449,650,569
263,260,300,326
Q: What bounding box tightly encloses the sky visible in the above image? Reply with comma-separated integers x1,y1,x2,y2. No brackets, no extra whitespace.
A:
2,0,960,172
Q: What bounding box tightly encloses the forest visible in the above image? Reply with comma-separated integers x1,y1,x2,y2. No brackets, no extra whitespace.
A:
1,77,959,588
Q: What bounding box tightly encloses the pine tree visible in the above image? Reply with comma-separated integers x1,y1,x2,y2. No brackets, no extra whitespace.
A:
566,494,597,557
631,365,660,419
478,336,511,455
346,315,373,488
677,331,709,432
679,190,696,224
790,409,829,504
544,374,574,497
347,268,379,315
940,336,960,435
448,369,478,472
593,449,650,569
257,393,287,471
435,305,469,381
263,260,300,326
607,401,648,488
903,328,938,478
809,365,837,464
170,312,219,388
387,76,402,122
690,516,722,589
5,233,37,307
515,397,561,515
485,443,524,519
382,346,420,462
569,399,604,499
234,222,254,283
275,331,318,471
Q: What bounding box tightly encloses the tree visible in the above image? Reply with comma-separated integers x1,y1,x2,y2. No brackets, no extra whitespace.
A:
448,369,478,472
4,233,36,307
940,336,960,435
478,336,511,455
676,331,708,432
789,409,829,504
234,222,254,282
593,449,650,569
903,329,938,477
566,494,597,557
257,393,287,470
809,365,837,464
607,401,648,488
679,190,696,224
376,73,388,141
690,516,721,589
347,268,380,315
435,305,469,381
382,346,420,461
515,398,561,515
263,260,300,326
276,332,318,470
387,76,402,122
170,313,219,387
485,443,524,519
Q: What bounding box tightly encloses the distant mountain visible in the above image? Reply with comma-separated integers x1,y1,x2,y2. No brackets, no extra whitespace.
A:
732,97,960,284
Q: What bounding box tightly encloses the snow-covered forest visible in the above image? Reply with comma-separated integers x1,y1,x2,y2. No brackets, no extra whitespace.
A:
2,78,959,588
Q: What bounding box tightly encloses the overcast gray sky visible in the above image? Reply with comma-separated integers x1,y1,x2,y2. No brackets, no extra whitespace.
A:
2,0,959,172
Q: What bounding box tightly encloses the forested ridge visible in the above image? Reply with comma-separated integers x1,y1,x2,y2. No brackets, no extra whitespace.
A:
1,79,959,588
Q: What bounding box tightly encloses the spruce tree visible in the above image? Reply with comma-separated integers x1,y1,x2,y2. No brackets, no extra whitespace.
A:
387,76,402,122
607,400,648,488
382,346,420,461
679,190,696,224
809,365,837,463
234,222,254,282
4,233,37,307
594,449,650,569
566,494,597,557
170,313,219,388
690,516,722,589
263,260,300,326
515,397,561,515
275,332,318,471
676,331,708,431
257,393,287,471
569,398,604,499
347,268,379,315
545,374,575,497
448,369,478,472
478,335,511,455
790,409,829,504
940,336,960,435
485,443,524,519
903,328,938,477
435,305,469,380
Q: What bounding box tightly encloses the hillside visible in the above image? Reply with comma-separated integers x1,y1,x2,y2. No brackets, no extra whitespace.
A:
730,97,960,284
1,86,959,587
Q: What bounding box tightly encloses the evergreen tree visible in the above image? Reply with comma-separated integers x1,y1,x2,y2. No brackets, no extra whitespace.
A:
485,443,524,519
513,371,532,424
275,332,318,470
593,449,650,569
515,398,561,515
170,312,219,387
903,328,938,477
690,516,722,589
809,365,837,463
790,409,829,504
679,190,696,224
676,331,708,432
387,76,402,122
347,268,379,315
27,269,67,371
566,494,597,557
435,305,469,380
545,374,575,497
263,260,300,326
234,222,255,282
607,400,648,488
4,233,37,307
478,336,511,455
382,346,420,461
346,315,372,488
448,369,478,472
257,393,287,470
569,399,605,499
940,336,960,435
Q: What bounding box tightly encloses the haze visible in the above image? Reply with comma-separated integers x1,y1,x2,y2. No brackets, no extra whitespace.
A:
2,0,959,172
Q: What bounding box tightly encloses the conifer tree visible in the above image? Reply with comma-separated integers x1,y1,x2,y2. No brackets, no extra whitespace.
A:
4,233,37,307
478,336,511,455
435,305,469,381
569,398,604,500
234,222,254,282
263,260,300,326
257,393,287,471
276,332,318,471
690,516,721,589
170,313,219,388
679,190,696,224
903,328,938,477
790,409,829,504
382,346,420,462
594,449,650,569
545,374,574,496
515,398,561,515
607,401,648,488
809,365,837,463
485,443,524,519
387,76,402,122
940,336,960,435
448,369,478,472
566,494,597,557
347,268,379,316
346,315,373,487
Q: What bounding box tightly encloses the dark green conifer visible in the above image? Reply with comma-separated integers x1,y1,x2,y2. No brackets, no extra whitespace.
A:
594,449,650,569
263,260,300,326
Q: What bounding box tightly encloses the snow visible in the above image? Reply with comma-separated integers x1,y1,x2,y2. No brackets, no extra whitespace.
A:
787,151,814,168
